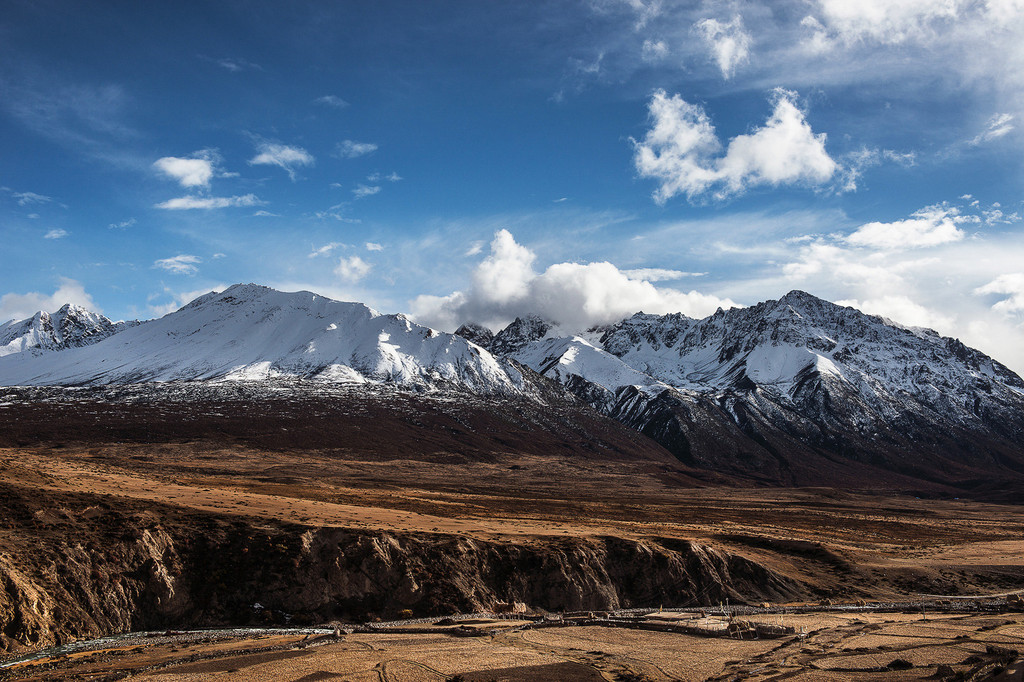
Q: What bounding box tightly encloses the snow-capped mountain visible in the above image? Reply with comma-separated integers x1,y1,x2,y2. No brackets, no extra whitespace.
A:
481,291,1024,491
4,283,1023,492
0,284,538,395
0,304,137,358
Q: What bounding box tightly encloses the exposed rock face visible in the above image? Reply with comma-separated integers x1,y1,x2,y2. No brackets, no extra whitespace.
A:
0,485,802,653
454,322,494,348
0,304,136,358
489,315,553,356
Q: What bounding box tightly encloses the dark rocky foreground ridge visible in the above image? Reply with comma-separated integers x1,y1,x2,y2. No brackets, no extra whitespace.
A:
0,482,798,652
0,384,795,653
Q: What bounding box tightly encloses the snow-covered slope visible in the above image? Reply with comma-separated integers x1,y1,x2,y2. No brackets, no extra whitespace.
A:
0,284,535,394
481,291,1024,489
598,290,1024,411
0,304,136,358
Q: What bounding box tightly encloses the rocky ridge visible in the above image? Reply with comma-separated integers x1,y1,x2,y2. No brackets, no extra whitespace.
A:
478,291,1024,491
0,304,137,358
0,482,800,652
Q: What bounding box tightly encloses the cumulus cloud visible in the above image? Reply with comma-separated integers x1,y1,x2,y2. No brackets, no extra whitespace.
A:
0,278,99,322
314,95,349,108
153,151,218,188
776,200,1018,338
845,204,970,249
365,242,384,251
44,228,69,239
153,254,201,275
154,194,263,210
336,140,378,158
836,295,955,330
695,16,751,79
352,184,381,199
410,229,736,332
334,255,372,282
108,218,135,229
632,89,836,203
975,273,1024,315
249,142,314,180
969,113,1016,145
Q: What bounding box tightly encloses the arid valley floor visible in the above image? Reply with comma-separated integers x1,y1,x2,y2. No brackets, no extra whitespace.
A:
2,386,1024,681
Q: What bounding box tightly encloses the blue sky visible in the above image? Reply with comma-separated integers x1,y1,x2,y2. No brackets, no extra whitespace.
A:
3,1,1024,371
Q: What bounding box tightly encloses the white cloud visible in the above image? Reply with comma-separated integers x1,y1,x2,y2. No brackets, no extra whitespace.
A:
153,254,201,275
695,15,752,79
621,268,705,281
153,151,218,188
366,242,384,251
13,191,52,206
108,218,136,229
337,140,378,158
314,95,349,108
367,171,403,182
641,39,669,62
969,113,1016,145
352,184,381,199
309,242,345,258
214,57,261,72
252,209,279,217
632,89,836,203
147,284,226,318
983,208,1022,225
0,278,99,322
845,204,969,249
975,273,1024,315
810,0,963,46
154,194,263,210
248,142,314,180
619,0,663,29
410,229,736,331
334,255,372,282
44,228,69,239
836,295,955,330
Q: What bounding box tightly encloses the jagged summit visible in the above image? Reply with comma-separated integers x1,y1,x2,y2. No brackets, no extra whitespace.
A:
454,322,494,348
0,304,136,358
488,314,554,356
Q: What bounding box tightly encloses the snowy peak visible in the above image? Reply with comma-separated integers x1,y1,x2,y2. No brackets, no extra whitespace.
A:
0,284,538,396
600,311,696,357
454,322,494,348
0,304,134,358
489,315,555,356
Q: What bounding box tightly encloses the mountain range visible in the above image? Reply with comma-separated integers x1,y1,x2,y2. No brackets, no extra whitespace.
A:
3,283,1023,494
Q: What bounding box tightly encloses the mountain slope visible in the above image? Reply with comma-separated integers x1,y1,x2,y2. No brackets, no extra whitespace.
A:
484,291,1024,493
0,284,533,395
0,304,136,358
